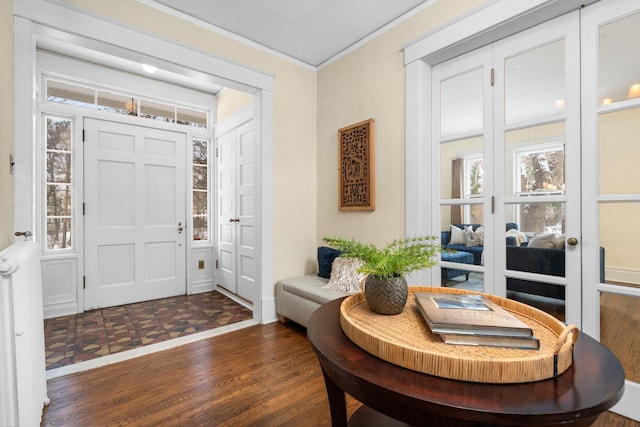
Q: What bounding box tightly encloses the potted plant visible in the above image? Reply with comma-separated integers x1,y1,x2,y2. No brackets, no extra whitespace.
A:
323,236,441,315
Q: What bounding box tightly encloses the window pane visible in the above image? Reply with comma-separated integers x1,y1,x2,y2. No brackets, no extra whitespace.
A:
193,191,208,215
193,216,208,241
440,137,483,199
600,203,640,287
193,166,207,190
504,40,565,124
46,218,72,250
193,139,208,165
47,185,72,216
599,11,640,106
140,99,175,122
177,107,207,129
599,107,640,194
46,117,72,150
440,68,483,137
506,122,565,198
600,292,640,383
97,91,138,115
46,79,94,106
46,152,72,183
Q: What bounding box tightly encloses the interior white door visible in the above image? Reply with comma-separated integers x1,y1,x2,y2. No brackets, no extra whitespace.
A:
84,118,186,309
217,127,237,294
216,112,256,303
581,0,640,421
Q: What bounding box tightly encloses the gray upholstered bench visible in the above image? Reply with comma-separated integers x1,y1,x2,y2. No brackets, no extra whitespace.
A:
275,275,347,327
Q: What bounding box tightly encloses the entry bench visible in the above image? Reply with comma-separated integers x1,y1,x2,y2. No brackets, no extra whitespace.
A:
276,246,356,327
275,275,346,327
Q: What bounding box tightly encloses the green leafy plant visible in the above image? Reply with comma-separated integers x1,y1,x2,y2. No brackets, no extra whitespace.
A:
323,236,441,279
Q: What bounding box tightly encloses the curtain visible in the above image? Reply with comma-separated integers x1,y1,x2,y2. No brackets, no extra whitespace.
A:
451,158,463,224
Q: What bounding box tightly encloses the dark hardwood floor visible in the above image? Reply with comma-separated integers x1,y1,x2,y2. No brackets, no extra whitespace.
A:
42,321,637,427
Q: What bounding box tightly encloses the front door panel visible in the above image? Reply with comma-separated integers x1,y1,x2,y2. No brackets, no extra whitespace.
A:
84,118,186,309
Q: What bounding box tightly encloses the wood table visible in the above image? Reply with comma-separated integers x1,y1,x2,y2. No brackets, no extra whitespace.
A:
307,298,625,427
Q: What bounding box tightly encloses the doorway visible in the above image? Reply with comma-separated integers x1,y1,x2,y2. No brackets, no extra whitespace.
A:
83,118,187,309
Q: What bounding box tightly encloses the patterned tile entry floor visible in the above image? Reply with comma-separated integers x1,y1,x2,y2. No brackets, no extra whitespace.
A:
44,291,253,370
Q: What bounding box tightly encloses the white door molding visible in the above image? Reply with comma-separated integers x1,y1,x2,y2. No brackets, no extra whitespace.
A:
13,0,275,324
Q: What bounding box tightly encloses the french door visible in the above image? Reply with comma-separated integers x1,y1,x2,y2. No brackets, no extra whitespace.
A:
84,118,186,309
432,12,582,325
582,0,640,419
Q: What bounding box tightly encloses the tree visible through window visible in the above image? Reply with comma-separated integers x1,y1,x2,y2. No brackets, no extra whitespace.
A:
517,146,565,233
192,139,209,241
45,116,73,250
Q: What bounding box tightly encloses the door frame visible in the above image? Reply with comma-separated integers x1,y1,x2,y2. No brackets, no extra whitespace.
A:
14,0,276,324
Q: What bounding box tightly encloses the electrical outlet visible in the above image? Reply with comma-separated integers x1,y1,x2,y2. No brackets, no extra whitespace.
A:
198,260,205,269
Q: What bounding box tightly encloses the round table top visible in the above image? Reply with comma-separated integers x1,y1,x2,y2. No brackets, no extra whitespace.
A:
308,297,625,426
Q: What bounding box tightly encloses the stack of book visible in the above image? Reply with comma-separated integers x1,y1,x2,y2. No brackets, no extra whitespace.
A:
414,292,540,350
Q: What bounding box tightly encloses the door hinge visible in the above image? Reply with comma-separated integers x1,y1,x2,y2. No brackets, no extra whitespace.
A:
83,276,86,289
490,68,495,87
82,129,85,142
491,196,495,214
216,147,219,158
216,260,219,269
83,202,86,216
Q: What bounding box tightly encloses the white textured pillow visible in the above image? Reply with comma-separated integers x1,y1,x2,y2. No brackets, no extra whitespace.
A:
323,257,365,294
465,225,484,247
449,225,466,245
528,233,557,249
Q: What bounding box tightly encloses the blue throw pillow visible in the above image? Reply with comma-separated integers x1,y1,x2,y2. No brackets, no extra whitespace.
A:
317,246,342,279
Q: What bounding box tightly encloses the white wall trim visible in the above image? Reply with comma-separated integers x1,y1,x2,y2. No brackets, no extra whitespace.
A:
403,0,599,66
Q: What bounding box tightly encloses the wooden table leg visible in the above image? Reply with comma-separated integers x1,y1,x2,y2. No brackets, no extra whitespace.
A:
321,366,348,427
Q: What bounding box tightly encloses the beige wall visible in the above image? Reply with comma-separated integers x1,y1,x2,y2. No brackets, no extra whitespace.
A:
216,88,254,123
0,0,14,251
316,0,488,247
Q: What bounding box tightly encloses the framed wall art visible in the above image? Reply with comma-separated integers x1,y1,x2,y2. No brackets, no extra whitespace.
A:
338,119,375,211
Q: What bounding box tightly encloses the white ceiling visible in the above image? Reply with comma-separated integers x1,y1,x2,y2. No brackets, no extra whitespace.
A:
149,0,431,67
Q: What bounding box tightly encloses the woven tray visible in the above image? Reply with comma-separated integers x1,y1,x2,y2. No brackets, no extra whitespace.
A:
339,286,579,383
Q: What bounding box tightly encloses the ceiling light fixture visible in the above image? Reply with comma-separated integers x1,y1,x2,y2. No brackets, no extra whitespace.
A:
628,83,640,99
142,64,158,74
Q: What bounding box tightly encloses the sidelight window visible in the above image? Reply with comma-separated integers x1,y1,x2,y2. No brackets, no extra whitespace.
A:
44,115,73,251
192,138,210,241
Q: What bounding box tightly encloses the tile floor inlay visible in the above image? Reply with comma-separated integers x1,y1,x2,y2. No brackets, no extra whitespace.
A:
44,291,253,370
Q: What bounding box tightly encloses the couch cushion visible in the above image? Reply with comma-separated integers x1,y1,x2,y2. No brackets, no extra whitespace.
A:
449,225,466,245
279,275,344,305
528,233,558,249
317,246,342,278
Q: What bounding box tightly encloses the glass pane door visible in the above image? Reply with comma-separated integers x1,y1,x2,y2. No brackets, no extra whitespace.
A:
582,3,640,420
433,47,492,294
493,12,581,323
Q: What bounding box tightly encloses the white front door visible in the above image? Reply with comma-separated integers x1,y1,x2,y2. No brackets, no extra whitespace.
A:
216,110,256,303
84,118,186,310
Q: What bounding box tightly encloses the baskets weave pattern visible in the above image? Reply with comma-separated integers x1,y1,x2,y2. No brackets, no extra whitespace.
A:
340,286,578,383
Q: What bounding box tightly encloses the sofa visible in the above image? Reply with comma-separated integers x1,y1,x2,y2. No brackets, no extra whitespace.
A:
441,223,606,300
441,223,519,265
275,247,356,327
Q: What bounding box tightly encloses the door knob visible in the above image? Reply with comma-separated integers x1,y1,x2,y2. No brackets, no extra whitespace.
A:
567,237,578,246
178,222,184,233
